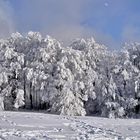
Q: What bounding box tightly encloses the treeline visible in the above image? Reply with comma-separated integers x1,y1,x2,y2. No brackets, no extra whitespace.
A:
0,32,140,118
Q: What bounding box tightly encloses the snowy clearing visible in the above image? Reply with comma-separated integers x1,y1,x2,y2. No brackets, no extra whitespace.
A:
0,111,140,140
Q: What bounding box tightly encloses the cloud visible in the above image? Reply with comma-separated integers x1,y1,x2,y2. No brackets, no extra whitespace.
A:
122,25,140,43
12,0,119,48
12,0,88,42
0,0,15,38
121,12,140,44
4,0,140,50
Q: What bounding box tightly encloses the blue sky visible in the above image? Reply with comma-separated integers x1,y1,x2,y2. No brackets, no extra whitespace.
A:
0,0,140,49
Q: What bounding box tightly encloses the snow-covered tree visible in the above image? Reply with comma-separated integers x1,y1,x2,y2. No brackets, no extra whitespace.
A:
0,32,139,118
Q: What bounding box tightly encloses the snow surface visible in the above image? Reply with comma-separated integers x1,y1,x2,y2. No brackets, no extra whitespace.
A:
0,111,140,140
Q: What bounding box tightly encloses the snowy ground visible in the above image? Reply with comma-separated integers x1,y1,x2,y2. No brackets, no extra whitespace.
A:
0,111,140,140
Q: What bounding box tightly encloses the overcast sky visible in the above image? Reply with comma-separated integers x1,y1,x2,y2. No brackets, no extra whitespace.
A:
1,0,140,49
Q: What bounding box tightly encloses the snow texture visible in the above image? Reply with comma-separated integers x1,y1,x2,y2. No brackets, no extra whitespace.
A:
0,111,140,140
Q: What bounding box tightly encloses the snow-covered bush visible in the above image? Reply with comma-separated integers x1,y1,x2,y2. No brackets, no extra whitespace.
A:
14,89,25,109
0,96,4,111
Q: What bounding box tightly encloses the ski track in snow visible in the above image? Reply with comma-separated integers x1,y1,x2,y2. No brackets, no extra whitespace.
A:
0,111,140,140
